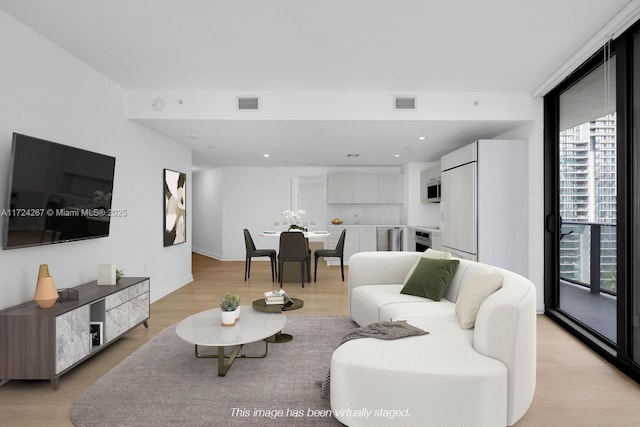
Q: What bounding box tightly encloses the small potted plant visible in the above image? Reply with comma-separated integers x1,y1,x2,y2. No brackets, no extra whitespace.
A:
220,292,240,326
228,292,241,321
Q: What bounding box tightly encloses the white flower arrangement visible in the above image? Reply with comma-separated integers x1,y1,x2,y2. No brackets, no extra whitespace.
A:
282,209,306,229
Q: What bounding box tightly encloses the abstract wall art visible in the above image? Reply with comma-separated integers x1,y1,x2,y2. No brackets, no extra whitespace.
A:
163,169,186,246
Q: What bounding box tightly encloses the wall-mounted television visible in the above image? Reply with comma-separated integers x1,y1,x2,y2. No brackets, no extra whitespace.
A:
3,133,116,249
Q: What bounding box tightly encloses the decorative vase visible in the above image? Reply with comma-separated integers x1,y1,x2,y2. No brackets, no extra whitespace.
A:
34,264,59,309
221,310,236,327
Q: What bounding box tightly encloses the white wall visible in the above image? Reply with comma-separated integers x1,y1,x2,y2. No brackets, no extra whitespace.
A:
192,168,223,259
0,10,192,310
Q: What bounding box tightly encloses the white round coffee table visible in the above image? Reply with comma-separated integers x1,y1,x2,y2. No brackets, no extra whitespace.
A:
175,306,286,376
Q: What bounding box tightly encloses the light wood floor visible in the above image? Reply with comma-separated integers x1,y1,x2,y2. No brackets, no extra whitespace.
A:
1,252,640,426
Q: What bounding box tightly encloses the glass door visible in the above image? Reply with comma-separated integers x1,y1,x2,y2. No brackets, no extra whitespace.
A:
545,21,640,383
555,54,618,343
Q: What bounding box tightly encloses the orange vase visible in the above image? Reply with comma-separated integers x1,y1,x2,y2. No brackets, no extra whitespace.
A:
34,264,59,308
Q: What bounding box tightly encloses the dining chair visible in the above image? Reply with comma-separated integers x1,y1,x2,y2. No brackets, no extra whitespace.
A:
314,229,346,282
243,229,277,282
278,231,311,288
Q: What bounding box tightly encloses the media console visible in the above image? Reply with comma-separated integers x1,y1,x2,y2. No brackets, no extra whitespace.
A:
0,277,150,389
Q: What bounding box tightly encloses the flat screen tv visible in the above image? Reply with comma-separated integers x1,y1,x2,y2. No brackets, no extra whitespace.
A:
3,133,116,249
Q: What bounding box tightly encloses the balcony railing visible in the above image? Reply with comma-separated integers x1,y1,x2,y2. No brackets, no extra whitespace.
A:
559,221,617,296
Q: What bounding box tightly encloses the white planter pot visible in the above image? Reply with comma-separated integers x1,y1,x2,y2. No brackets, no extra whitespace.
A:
221,310,237,327
235,306,241,321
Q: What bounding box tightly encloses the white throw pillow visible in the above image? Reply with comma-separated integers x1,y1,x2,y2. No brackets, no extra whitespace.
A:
455,271,504,329
403,248,452,284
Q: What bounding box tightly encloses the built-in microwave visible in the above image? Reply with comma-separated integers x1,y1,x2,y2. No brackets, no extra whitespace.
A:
425,178,441,203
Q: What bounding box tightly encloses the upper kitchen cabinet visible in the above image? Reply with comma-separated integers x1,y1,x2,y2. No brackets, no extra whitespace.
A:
327,173,354,204
327,173,403,204
354,174,378,203
377,174,404,204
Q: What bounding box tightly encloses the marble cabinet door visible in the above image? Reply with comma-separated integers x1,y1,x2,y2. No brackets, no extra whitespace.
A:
55,305,91,374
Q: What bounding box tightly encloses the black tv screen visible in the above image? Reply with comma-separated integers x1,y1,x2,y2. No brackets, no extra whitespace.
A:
3,133,116,249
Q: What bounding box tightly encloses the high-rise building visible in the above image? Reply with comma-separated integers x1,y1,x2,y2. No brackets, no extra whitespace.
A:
559,113,617,292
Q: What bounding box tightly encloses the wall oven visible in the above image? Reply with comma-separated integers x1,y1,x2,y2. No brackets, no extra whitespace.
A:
415,231,431,252
425,178,441,203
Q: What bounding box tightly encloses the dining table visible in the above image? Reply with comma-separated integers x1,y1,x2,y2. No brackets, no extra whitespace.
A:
258,230,331,283
258,230,331,240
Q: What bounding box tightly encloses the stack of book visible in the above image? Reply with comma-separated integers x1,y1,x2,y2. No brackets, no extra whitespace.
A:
264,290,285,305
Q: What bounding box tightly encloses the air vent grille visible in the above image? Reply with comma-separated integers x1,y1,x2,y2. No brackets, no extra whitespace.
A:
238,97,259,110
394,96,416,110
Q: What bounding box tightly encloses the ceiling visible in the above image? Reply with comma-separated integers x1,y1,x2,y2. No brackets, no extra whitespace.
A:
0,0,632,169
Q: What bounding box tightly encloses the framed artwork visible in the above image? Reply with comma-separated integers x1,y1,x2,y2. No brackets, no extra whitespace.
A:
163,169,186,247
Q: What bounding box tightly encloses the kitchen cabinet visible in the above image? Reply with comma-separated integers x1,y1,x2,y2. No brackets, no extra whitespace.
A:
327,225,377,265
327,173,354,204
430,231,442,251
359,227,377,251
354,174,378,203
327,173,403,204
377,174,404,203
440,139,528,276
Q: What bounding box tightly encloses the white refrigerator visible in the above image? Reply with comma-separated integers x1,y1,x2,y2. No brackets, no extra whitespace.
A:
441,160,477,260
440,139,529,277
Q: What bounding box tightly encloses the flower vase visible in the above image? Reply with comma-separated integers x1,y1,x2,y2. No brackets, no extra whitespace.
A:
221,310,236,327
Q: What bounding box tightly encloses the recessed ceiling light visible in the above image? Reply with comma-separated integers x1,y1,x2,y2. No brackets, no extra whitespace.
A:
187,133,201,139
418,136,427,141
263,154,270,158
394,154,400,158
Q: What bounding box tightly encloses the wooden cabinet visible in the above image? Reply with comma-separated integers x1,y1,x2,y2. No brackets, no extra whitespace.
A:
55,306,91,374
0,277,150,389
327,173,403,204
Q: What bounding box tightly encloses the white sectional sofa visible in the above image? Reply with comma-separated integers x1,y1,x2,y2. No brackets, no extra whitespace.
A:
330,251,536,427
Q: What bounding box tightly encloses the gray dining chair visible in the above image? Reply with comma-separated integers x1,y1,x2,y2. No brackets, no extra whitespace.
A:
314,229,346,282
278,231,311,288
243,228,277,282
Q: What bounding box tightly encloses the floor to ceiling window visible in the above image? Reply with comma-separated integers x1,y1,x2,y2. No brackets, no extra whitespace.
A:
545,20,640,382
557,56,617,343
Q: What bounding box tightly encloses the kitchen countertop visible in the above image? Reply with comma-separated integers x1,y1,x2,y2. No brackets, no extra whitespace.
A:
410,225,441,233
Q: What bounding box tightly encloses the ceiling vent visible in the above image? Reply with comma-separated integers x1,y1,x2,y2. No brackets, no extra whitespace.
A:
394,96,416,110
237,97,259,110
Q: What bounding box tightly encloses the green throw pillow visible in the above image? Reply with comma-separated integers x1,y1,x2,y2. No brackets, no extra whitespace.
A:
400,258,460,301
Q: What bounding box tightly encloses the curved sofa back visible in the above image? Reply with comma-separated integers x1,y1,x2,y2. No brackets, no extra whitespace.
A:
348,251,537,426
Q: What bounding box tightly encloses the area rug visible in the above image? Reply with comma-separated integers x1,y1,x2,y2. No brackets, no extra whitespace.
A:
71,315,356,426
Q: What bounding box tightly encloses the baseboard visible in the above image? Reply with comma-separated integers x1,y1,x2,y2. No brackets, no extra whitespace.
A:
150,274,193,304
192,247,222,260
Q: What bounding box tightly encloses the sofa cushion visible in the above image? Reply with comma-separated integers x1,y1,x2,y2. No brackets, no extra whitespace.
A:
379,299,457,323
403,248,452,283
401,258,460,301
350,285,422,326
455,271,504,329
